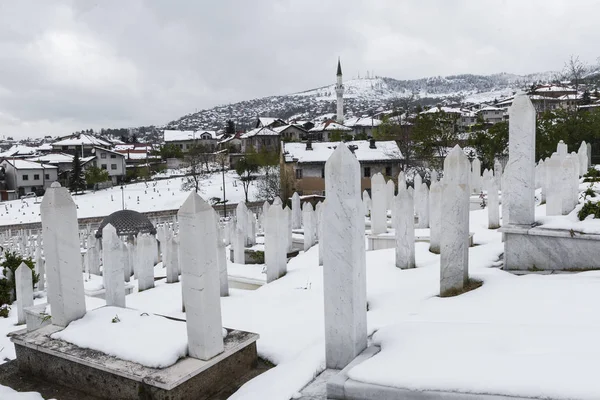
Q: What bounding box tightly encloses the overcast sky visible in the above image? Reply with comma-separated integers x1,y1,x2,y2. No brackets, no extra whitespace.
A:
1,0,599,139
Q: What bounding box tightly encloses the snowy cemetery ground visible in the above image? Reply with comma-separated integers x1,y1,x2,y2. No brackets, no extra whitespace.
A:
2,179,600,399
0,169,258,227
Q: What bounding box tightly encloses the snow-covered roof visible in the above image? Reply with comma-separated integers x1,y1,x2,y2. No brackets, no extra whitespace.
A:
478,106,504,112
26,153,74,164
344,117,383,128
0,145,38,158
309,120,352,132
283,140,402,163
163,130,219,142
35,143,54,151
2,159,58,170
272,124,308,133
533,85,576,93
420,106,463,115
240,127,280,139
53,134,112,147
218,133,242,144
93,146,125,157
256,117,286,128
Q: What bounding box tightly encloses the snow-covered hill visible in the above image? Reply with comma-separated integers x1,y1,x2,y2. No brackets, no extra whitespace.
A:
166,71,556,131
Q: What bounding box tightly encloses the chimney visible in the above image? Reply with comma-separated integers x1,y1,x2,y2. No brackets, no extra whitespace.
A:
306,140,313,151
369,138,376,149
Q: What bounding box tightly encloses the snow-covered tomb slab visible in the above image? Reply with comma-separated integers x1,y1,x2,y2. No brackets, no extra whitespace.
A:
11,306,259,400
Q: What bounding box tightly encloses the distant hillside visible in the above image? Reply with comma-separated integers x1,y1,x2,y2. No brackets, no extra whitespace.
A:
165,71,556,132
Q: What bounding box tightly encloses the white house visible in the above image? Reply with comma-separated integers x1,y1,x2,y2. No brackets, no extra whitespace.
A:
52,133,113,156
85,147,127,184
0,159,58,196
163,130,221,151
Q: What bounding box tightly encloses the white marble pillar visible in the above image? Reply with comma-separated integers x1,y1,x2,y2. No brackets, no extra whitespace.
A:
386,179,395,212
545,154,562,216
505,94,536,226
291,192,302,229
538,159,547,203
440,146,470,296
262,201,270,232
16,262,34,325
178,192,224,360
265,197,287,283
40,182,86,327
302,202,315,251
121,241,132,283
34,246,45,291
561,156,576,215
395,173,415,269
417,181,430,228
323,145,367,370
135,233,155,291
494,159,502,191
284,206,293,252
318,201,325,266
247,210,256,246
166,235,180,283
102,224,126,308
429,178,442,254
315,202,322,241
578,141,588,176
485,170,500,229
471,158,482,194
236,202,248,246
370,173,387,235
587,142,592,169
362,190,371,217
232,219,246,264
216,221,229,297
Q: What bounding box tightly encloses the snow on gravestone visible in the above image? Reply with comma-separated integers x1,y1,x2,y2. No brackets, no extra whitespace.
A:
41,182,86,327
370,173,387,235
440,145,470,296
291,192,302,229
395,173,415,269
323,145,367,370
265,197,287,283
16,262,34,325
484,170,500,229
302,202,315,251
505,94,536,226
429,179,442,254
102,224,126,308
135,233,155,291
178,193,224,360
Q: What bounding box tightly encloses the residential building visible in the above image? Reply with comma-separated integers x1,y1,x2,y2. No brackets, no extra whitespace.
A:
240,127,280,153
255,117,287,129
26,153,74,174
308,120,352,142
477,106,505,124
344,116,383,137
85,147,127,184
280,139,403,198
163,130,220,151
218,133,242,153
272,124,309,142
52,133,113,157
0,159,58,196
114,144,160,166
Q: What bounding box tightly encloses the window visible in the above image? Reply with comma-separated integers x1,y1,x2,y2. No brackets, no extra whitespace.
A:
101,153,107,159
321,168,325,178
265,139,271,146
111,164,117,170
101,164,107,170
62,146,68,151
33,174,40,180
22,174,29,181
363,167,371,178
45,174,50,180
385,166,392,177
322,191,326,196
110,154,116,159
295,169,303,179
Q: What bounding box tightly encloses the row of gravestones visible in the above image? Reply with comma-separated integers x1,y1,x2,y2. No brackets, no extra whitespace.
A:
15,183,231,361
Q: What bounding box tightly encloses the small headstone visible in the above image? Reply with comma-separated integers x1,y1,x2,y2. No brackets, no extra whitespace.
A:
291,192,302,229
370,173,387,235
265,197,287,283
102,224,126,308
395,173,415,269
16,262,34,325
302,202,315,251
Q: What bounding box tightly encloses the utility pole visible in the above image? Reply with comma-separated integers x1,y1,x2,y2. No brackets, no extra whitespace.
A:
221,153,227,219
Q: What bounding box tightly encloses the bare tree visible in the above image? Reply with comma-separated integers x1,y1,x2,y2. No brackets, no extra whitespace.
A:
255,165,281,201
181,145,207,193
563,55,588,92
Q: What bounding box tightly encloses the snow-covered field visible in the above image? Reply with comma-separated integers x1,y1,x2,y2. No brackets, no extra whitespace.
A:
2,182,600,399
0,170,258,227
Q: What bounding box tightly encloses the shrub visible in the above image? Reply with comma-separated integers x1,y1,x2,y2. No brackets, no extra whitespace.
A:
577,200,600,221
583,168,600,183
0,251,39,306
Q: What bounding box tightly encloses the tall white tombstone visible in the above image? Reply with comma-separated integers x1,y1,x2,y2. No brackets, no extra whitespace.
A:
561,156,576,215
236,202,248,246
315,202,323,241
545,154,562,216
578,141,588,176
40,182,86,327
284,206,293,252
265,198,287,283
587,142,592,169
232,219,246,265
34,246,45,291
538,159,547,203
440,146,470,296
362,190,371,217
166,235,180,284
178,193,224,360
318,201,325,266
16,262,34,325
494,159,502,191
471,158,482,194
505,94,536,226
262,201,271,232
291,192,302,229
216,221,229,297
417,181,430,228
102,224,126,308
557,140,568,161
135,233,155,291
386,179,395,212
430,170,438,183
370,173,387,235
323,145,367,370
485,170,500,229
247,210,256,246
302,202,315,251
429,179,442,254
395,174,415,269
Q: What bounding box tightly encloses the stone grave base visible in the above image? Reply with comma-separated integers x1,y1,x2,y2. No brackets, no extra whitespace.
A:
327,346,531,400
367,232,474,251
85,283,135,299
501,224,600,271
11,324,259,400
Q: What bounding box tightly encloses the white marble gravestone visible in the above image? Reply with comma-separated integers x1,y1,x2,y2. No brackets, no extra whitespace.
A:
494,159,502,191
505,94,536,226
284,206,293,252
40,182,86,327
102,224,126,308
484,170,500,229
471,158,482,194
178,193,224,360
265,197,287,283
216,221,229,297
440,146,470,296
135,233,155,291
166,235,180,284
395,174,415,269
16,262,34,325
545,154,562,216
302,202,315,251
291,192,302,229
386,179,395,212
429,179,442,254
34,246,45,291
322,145,367,370
370,173,387,235
362,190,371,217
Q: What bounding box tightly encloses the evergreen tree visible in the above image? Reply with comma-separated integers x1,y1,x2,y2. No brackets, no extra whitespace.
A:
225,119,236,135
69,152,87,194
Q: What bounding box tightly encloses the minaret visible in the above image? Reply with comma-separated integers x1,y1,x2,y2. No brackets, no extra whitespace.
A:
335,58,344,124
